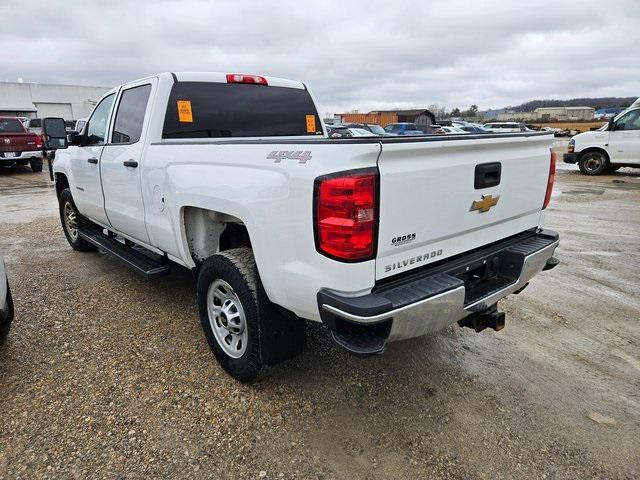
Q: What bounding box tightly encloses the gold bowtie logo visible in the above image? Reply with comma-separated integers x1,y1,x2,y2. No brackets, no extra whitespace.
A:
470,194,500,213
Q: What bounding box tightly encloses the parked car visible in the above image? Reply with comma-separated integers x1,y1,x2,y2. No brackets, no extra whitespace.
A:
348,128,378,137
74,118,87,133
564,98,640,175
344,123,389,136
440,126,469,134
0,255,14,346
384,122,444,135
483,122,529,133
24,118,43,136
459,125,491,134
0,117,44,172
42,71,559,382
326,125,352,138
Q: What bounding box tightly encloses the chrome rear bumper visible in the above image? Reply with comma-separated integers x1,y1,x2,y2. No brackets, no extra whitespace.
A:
318,230,559,352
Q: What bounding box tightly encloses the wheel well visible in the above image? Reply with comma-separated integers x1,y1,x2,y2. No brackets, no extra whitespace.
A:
183,207,251,265
578,147,610,163
54,173,69,199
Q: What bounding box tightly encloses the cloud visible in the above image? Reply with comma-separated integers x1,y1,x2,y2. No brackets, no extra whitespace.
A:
1,0,638,114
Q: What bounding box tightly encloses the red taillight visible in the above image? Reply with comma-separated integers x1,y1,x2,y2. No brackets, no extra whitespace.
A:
226,73,268,86
543,149,556,209
36,135,43,148
315,169,378,261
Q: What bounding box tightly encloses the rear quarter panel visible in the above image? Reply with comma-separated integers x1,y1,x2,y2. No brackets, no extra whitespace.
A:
142,141,381,321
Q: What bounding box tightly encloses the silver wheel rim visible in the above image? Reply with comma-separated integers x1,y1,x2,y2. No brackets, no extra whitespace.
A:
206,279,248,358
584,154,603,173
63,202,78,240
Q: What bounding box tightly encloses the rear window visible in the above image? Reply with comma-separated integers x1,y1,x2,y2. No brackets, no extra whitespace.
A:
162,81,322,138
0,118,25,133
28,119,42,128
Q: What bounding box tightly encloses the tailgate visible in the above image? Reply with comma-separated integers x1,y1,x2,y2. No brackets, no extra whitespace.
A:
376,134,553,280
0,133,38,153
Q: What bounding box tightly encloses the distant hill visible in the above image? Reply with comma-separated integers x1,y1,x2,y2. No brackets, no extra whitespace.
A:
510,97,637,112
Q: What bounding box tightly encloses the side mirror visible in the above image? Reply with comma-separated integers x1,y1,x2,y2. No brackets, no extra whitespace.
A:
42,117,69,150
608,117,616,131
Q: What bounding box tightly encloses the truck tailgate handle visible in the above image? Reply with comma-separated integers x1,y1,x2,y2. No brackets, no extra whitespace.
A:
474,162,501,189
87,157,98,164
123,160,138,168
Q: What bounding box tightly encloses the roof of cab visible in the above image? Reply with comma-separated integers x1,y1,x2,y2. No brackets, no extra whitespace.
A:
170,72,305,89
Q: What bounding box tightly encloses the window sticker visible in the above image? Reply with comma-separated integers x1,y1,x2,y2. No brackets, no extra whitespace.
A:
306,115,316,133
177,100,193,123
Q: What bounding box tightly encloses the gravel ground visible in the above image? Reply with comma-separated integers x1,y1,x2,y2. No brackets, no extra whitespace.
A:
0,158,639,479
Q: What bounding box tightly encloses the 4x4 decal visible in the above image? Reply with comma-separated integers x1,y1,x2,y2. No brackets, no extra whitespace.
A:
268,150,312,164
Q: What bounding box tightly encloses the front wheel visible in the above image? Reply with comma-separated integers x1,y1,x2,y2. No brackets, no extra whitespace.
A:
58,189,95,251
578,151,609,175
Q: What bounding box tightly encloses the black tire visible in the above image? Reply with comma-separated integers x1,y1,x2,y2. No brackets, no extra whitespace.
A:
30,158,43,172
58,188,95,251
578,151,609,175
197,248,306,382
0,283,14,346
197,248,264,382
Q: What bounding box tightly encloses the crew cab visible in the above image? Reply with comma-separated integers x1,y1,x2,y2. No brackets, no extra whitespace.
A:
42,72,559,381
564,98,640,175
0,117,44,172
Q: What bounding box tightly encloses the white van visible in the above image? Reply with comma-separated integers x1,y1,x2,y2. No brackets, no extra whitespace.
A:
564,98,640,174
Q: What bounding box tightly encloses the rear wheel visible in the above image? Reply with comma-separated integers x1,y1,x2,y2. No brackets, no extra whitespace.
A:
58,189,95,251
578,151,609,175
197,248,306,382
30,158,43,172
197,249,263,382
0,283,14,346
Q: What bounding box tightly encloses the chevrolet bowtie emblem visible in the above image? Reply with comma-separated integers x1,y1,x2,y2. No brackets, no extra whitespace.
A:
470,194,500,213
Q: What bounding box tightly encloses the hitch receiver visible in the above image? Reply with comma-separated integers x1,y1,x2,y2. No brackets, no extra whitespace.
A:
458,305,505,333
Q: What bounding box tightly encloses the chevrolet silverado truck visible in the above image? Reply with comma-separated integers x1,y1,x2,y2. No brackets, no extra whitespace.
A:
0,117,44,172
42,72,559,381
564,97,640,175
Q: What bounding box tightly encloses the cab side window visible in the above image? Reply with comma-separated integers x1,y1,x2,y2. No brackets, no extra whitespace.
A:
615,110,640,131
86,94,115,145
112,85,152,144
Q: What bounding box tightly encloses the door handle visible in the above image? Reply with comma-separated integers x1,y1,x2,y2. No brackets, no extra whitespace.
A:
87,157,98,164
123,160,138,168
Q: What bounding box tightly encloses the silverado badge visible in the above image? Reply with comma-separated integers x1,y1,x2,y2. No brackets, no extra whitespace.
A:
470,194,500,213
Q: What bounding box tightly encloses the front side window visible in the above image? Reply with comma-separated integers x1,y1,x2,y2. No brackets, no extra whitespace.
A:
615,110,640,131
162,81,322,138
86,94,115,145
0,118,24,133
112,84,152,144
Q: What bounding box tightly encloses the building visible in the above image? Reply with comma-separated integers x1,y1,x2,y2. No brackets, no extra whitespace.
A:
0,81,111,120
337,108,436,127
532,106,594,121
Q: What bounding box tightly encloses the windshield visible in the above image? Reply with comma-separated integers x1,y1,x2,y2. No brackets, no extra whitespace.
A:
368,125,386,135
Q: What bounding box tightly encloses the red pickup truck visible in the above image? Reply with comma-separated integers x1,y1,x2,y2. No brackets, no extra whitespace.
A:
0,117,44,172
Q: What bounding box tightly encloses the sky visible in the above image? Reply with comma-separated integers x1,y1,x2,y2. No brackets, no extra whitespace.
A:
1,0,639,115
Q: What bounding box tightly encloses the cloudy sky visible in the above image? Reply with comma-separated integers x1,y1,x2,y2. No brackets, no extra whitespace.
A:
2,0,639,115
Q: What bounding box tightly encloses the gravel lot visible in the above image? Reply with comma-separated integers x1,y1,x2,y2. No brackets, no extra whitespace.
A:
1,153,639,479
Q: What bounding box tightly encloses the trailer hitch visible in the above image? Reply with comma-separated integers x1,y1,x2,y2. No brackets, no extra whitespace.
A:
458,304,505,333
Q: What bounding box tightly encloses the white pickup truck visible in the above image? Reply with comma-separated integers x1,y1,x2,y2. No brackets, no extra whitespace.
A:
564,97,640,175
42,72,559,381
